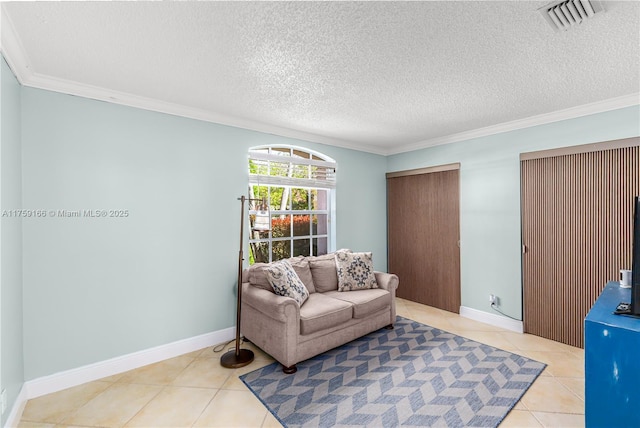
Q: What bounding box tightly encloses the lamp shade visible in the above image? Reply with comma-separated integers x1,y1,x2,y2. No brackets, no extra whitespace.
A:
253,210,270,231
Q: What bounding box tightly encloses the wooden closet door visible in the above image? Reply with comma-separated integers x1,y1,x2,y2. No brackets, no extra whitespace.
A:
387,165,460,313
521,140,640,348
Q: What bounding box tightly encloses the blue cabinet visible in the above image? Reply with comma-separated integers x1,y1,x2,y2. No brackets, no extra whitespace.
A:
585,281,640,427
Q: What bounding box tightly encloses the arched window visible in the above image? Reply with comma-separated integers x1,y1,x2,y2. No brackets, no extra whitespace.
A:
248,145,336,264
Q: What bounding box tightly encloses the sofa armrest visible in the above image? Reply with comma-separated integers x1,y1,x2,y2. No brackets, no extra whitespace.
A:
241,282,300,368
241,282,299,323
375,271,399,327
375,271,399,292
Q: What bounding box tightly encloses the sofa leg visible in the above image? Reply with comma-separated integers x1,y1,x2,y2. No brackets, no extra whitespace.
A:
385,324,394,330
282,364,297,374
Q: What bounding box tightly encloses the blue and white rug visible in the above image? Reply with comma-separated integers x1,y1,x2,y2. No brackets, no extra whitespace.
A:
241,316,545,428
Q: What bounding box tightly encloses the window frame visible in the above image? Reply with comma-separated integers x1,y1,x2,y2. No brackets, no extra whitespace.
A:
248,145,336,264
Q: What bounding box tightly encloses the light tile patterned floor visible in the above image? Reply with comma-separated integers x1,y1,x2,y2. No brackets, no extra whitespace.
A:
17,298,585,428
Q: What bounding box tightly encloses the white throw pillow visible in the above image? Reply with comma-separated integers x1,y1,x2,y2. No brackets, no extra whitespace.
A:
335,251,378,291
265,260,309,306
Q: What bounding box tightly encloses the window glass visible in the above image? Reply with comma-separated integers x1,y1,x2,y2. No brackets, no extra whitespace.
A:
248,146,335,264
272,240,291,261
293,238,311,257
292,214,310,237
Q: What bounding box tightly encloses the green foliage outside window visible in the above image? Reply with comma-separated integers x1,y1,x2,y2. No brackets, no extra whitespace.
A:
248,148,331,264
249,215,318,263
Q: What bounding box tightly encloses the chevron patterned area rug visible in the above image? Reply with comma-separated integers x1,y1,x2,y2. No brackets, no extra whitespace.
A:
241,317,546,428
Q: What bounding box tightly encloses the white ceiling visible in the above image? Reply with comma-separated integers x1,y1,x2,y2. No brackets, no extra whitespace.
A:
1,1,639,155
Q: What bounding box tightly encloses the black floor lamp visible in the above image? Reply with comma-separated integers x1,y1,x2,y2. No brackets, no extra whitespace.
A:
220,195,268,368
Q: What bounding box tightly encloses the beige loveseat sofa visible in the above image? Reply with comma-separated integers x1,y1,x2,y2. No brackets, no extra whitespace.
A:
241,251,399,373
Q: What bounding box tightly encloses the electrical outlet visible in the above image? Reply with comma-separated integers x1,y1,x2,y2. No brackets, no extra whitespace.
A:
1,388,7,415
489,294,497,305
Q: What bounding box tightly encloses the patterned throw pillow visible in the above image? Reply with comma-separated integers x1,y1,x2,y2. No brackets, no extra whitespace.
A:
265,260,309,306
335,251,378,291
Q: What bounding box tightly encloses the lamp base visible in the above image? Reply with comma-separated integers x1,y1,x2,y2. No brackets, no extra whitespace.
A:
220,348,254,369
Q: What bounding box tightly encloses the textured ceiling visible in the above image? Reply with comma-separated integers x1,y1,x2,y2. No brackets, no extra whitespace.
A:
2,1,639,154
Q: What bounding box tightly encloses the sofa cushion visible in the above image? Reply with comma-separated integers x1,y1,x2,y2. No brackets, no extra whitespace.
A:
299,293,353,335
249,257,315,294
265,260,309,306
308,250,353,293
248,264,273,291
308,255,338,293
323,289,390,319
335,251,378,291
288,257,316,293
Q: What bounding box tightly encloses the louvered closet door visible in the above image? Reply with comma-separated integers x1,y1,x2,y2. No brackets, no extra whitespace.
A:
387,164,461,313
521,139,640,348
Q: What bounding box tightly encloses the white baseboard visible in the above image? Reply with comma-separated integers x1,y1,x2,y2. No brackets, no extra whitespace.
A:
4,385,28,428
23,326,235,400
459,306,523,333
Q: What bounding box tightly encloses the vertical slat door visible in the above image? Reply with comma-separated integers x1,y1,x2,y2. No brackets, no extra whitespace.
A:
387,167,461,313
521,143,640,348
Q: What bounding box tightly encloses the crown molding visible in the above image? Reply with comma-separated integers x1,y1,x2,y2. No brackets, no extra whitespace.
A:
2,4,637,158
0,4,387,156
1,2,32,82
26,70,387,153
32,73,386,155
388,92,640,155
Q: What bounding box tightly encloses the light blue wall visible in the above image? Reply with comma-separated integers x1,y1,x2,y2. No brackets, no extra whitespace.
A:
10,53,640,384
1,58,24,426
319,145,387,262
20,87,387,380
387,105,640,320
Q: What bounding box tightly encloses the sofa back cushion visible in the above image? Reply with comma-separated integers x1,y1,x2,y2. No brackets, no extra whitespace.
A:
308,253,339,293
247,264,273,291
288,257,316,293
248,257,316,294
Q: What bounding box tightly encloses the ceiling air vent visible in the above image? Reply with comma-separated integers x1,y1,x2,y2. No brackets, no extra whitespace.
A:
539,0,604,31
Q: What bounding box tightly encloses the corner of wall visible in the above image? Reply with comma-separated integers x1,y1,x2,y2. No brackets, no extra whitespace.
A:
1,53,25,428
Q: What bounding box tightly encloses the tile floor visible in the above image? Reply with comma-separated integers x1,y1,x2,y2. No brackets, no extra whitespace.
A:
17,298,585,428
